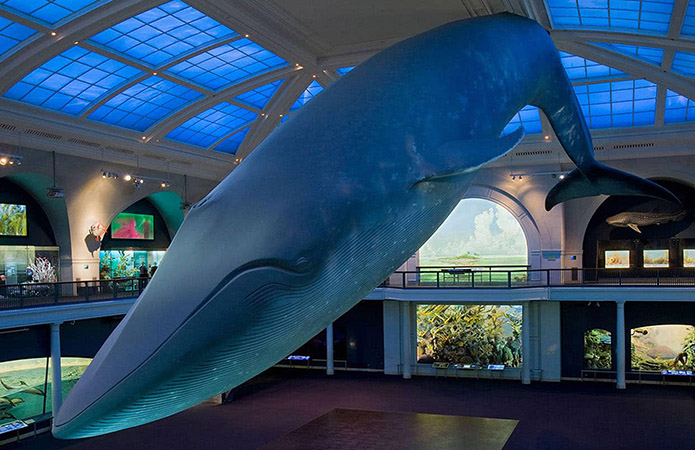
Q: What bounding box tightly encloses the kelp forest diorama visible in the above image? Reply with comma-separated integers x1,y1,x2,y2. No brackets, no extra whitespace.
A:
417,304,522,367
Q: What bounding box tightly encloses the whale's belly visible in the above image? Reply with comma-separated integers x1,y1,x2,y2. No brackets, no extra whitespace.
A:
58,176,472,438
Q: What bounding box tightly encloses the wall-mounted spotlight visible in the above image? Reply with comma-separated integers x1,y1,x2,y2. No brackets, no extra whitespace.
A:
0,153,23,166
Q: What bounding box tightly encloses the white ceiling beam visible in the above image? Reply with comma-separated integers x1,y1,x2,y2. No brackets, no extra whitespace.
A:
0,100,235,180
147,65,303,141
522,0,552,28
558,41,695,100
552,29,695,52
236,75,313,159
0,0,168,94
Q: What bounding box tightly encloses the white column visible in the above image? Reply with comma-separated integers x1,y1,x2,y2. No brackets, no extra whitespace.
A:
616,301,626,389
50,323,63,414
326,323,334,375
401,302,411,379
522,302,531,384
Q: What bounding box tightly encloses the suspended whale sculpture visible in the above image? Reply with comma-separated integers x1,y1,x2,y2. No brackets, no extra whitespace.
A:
606,210,688,233
53,13,679,438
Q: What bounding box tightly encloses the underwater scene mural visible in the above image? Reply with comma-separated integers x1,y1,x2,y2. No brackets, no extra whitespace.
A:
631,325,695,371
643,249,669,268
0,357,91,425
584,328,612,369
110,213,154,240
417,304,522,367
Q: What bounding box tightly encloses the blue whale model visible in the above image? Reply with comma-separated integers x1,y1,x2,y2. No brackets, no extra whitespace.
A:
53,13,677,438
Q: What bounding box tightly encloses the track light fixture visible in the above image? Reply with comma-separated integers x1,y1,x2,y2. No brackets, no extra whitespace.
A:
0,153,23,166
100,169,170,190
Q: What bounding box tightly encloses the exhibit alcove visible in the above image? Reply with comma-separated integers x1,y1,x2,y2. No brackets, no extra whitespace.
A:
99,198,173,279
583,179,695,271
0,178,60,284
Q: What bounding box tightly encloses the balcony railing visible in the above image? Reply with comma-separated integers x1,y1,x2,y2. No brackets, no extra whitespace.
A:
382,267,695,288
0,278,145,311
1,267,693,312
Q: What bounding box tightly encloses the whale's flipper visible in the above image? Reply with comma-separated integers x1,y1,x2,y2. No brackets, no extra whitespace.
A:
545,162,681,211
415,126,524,184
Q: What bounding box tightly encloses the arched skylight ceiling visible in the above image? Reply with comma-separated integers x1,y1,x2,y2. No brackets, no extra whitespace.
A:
0,0,691,161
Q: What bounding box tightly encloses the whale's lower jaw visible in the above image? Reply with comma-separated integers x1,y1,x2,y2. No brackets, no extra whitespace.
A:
53,180,470,439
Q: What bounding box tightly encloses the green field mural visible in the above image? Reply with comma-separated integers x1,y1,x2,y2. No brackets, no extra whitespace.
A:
418,199,527,282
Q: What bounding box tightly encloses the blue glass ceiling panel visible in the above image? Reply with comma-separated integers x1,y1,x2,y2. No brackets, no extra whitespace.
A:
336,67,354,75
290,80,322,111
592,43,663,66
501,105,543,136
0,0,105,26
664,90,695,123
683,1,695,36
214,125,250,154
4,46,141,115
166,39,287,91
672,52,695,77
573,80,657,128
89,1,236,67
89,76,202,131
166,102,257,147
547,0,674,33
560,51,625,81
233,79,283,110
0,17,36,59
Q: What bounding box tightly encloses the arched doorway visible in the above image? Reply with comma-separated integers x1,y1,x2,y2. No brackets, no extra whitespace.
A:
419,198,529,269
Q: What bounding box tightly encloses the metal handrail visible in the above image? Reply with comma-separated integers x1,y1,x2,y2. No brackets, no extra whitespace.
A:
0,277,146,311
382,267,695,289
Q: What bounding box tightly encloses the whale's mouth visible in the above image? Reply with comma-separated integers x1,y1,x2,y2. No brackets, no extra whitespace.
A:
54,258,315,435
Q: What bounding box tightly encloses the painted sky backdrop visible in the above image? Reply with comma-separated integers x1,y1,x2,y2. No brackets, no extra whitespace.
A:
420,199,527,258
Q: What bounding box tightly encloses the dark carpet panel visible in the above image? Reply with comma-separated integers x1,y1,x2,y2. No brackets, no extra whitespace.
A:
7,369,695,450
260,408,517,450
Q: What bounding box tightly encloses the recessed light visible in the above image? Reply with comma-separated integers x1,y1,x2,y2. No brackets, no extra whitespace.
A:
51,32,56,36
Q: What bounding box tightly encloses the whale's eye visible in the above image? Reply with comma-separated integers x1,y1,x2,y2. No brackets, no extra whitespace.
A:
295,257,310,270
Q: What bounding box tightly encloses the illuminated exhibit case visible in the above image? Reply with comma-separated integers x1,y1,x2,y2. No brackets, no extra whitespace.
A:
417,304,522,367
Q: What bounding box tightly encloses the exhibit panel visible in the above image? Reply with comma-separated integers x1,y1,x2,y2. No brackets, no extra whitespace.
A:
99,198,172,280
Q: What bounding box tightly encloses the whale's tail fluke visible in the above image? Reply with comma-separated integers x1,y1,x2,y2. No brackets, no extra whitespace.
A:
545,162,681,211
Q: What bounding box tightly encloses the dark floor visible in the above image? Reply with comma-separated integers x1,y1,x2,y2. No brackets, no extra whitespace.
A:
260,408,517,450
8,369,695,450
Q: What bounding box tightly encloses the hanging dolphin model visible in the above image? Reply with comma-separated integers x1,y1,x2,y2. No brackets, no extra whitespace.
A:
53,13,678,439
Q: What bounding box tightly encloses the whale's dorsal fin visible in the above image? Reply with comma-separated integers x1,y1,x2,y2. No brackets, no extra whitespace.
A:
414,126,524,185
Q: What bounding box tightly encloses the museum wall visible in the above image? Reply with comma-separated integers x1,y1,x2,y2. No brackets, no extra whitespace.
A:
0,144,218,281
562,155,695,270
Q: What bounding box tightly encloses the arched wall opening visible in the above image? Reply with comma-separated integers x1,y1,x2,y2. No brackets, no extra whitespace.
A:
582,179,695,270
417,185,541,270
98,197,174,279
0,175,68,282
